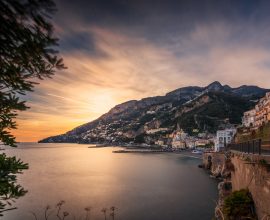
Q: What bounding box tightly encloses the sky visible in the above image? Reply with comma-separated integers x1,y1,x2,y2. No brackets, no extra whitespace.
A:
13,0,270,142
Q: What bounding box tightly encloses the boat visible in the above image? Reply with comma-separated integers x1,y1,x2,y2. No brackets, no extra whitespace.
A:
191,150,203,154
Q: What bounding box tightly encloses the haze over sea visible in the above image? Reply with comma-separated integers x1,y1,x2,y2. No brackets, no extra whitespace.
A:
4,143,217,220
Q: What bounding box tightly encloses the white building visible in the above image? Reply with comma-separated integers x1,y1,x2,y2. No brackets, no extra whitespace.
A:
214,128,236,152
146,110,156,114
146,128,168,134
242,109,256,127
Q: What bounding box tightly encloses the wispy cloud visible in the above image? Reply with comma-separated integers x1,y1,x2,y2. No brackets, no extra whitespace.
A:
12,0,270,141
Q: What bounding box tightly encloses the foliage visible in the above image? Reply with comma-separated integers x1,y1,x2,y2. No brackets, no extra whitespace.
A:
254,122,270,141
139,114,155,124
0,153,28,177
223,189,257,220
0,153,28,216
0,0,63,215
134,133,146,143
0,0,65,147
259,159,268,165
177,92,253,134
235,122,270,143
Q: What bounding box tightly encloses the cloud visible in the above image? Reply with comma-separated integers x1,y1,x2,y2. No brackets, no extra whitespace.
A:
12,1,270,141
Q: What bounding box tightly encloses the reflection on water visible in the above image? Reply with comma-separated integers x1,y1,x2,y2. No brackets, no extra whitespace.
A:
3,143,218,220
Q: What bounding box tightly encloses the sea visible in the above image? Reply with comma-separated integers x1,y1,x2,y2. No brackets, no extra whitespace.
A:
2,143,218,220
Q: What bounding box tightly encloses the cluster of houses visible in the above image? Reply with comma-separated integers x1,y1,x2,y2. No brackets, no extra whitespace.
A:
155,129,215,150
82,92,270,152
166,127,237,152
214,92,270,152
242,92,270,129
149,92,270,152
165,126,238,152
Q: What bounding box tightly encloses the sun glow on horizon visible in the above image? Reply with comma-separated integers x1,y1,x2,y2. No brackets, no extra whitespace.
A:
12,4,270,142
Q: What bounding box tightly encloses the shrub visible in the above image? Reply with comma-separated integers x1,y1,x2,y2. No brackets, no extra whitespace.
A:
259,159,268,165
223,189,257,220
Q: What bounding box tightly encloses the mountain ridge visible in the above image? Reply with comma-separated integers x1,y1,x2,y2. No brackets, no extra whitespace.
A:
39,81,270,144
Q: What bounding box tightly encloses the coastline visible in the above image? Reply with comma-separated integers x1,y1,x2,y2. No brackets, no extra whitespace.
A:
84,142,205,159
112,148,203,159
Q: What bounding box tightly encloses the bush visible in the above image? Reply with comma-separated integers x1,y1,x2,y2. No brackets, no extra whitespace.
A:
259,159,268,165
223,189,257,220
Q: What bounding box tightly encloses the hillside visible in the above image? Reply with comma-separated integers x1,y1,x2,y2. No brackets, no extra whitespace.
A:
39,82,269,144
176,92,254,134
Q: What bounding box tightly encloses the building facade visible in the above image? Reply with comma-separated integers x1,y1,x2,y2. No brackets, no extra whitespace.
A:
254,92,270,128
171,140,186,149
242,109,256,127
214,128,237,152
242,92,270,129
171,129,188,149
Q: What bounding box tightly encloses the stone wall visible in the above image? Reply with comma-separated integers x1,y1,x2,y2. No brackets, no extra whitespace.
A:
203,151,270,220
230,153,270,220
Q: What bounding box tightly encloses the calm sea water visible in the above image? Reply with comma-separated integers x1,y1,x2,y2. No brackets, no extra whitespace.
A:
3,143,217,220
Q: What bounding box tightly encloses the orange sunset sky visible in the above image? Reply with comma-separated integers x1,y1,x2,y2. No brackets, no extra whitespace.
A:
12,0,270,142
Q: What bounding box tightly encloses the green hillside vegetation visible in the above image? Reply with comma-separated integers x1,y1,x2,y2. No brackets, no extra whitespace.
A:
177,92,253,134
236,122,270,142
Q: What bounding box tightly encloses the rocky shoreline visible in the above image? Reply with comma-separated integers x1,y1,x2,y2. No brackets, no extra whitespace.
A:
201,151,270,220
200,152,237,219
